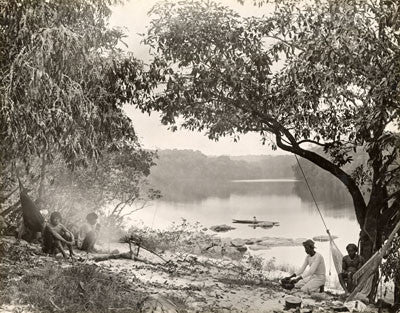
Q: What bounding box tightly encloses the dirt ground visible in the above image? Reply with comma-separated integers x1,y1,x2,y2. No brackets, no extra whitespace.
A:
0,236,386,313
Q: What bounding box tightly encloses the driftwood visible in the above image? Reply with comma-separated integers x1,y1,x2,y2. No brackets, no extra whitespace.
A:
125,239,169,263
93,252,134,262
133,242,169,263
92,252,161,266
93,240,171,267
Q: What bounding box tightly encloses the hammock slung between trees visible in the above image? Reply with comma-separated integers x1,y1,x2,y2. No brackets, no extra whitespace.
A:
19,180,44,233
345,219,400,302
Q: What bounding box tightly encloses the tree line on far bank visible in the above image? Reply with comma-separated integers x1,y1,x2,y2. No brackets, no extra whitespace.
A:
148,148,368,207
149,149,296,182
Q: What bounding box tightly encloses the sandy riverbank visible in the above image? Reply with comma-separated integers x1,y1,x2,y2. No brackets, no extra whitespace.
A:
0,236,385,313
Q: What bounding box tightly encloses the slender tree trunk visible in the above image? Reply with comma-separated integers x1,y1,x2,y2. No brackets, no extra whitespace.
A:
38,155,47,204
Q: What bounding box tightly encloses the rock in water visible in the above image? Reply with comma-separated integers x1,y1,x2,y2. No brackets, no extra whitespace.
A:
210,224,236,232
141,295,178,313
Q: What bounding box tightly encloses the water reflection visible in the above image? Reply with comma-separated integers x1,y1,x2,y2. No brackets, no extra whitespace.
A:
135,178,359,287
150,178,355,220
293,180,355,220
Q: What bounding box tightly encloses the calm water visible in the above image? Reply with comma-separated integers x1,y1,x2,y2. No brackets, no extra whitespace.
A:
130,179,360,287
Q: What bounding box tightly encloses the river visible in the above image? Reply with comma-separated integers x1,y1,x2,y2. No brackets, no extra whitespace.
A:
130,179,360,288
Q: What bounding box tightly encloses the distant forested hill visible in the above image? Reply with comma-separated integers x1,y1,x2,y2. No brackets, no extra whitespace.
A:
148,149,370,205
230,155,296,178
149,149,296,182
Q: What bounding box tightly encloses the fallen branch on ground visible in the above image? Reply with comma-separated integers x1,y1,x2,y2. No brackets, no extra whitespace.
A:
132,241,169,263
123,238,170,263
92,252,160,266
93,252,133,262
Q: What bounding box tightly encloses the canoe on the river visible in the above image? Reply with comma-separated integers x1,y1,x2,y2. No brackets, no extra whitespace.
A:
232,219,261,224
232,219,279,226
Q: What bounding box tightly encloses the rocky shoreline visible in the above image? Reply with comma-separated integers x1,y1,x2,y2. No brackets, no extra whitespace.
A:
226,236,308,251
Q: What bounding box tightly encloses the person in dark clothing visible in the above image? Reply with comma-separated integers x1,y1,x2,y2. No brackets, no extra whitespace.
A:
338,243,365,293
42,212,75,258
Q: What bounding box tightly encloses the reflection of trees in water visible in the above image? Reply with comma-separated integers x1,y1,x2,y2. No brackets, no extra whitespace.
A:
291,149,369,221
151,178,297,202
293,181,356,220
151,178,357,220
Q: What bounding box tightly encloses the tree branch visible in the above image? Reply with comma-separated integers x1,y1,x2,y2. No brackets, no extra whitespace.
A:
387,189,400,203
273,129,367,226
0,187,19,202
380,165,400,186
265,34,305,52
0,200,21,217
297,139,327,147
111,201,125,216
203,91,368,227
379,149,399,180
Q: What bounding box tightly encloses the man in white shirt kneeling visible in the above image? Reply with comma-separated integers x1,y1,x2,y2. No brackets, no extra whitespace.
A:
289,239,326,293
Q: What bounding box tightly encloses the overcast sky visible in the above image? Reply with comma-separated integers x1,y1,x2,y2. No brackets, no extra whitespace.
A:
109,0,285,156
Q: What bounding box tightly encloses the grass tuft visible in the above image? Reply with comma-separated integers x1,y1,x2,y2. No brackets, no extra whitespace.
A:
2,263,144,313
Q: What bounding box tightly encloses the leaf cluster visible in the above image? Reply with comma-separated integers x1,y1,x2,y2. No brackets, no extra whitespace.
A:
381,234,400,283
0,0,154,169
143,0,400,171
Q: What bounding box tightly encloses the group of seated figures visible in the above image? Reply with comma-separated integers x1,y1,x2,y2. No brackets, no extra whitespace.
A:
41,212,100,258
281,240,364,294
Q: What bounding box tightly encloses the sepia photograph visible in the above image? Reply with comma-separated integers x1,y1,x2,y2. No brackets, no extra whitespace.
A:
0,0,399,312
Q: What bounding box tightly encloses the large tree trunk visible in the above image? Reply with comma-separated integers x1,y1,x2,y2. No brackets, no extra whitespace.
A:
359,205,400,303
358,226,378,302
394,274,400,310
359,230,374,261
357,198,387,302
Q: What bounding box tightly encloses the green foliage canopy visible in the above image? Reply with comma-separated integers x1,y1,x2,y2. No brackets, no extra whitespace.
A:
0,1,164,232
0,0,156,168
